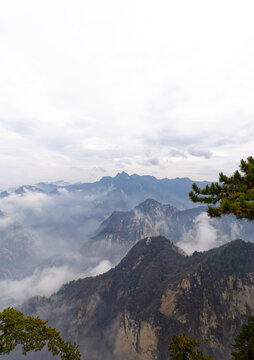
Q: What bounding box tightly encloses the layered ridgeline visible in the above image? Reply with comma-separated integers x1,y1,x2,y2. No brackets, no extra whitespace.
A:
0,172,210,210
85,198,254,255
22,237,254,360
0,173,211,283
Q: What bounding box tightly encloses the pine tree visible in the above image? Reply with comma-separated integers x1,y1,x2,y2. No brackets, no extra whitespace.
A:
168,334,211,360
189,156,254,220
232,316,254,359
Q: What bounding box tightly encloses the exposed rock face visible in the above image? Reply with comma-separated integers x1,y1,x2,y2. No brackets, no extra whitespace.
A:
21,237,254,360
89,198,254,251
114,313,159,360
90,199,180,247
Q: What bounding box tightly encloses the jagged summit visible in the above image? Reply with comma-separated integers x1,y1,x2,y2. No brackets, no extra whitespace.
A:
135,198,178,216
88,195,254,253
135,197,168,210
115,171,130,178
136,197,162,206
90,198,179,246
115,235,186,271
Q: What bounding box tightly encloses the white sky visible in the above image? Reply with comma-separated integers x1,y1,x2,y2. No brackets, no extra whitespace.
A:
0,0,254,187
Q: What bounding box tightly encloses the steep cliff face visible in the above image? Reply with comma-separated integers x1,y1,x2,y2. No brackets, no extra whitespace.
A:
160,240,254,358
91,199,179,247
22,237,254,360
88,199,254,253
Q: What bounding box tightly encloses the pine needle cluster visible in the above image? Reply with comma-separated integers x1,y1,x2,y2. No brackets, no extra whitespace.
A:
189,156,254,220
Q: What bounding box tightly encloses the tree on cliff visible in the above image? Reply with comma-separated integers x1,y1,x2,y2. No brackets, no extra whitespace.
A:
0,307,81,359
232,316,254,360
189,156,254,220
168,334,211,360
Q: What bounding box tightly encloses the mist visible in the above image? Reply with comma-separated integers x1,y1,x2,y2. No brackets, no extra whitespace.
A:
0,190,104,253
0,189,115,309
175,212,248,254
1,185,253,310
0,259,112,309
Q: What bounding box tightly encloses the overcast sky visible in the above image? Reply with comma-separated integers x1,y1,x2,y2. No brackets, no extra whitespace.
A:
1,0,254,187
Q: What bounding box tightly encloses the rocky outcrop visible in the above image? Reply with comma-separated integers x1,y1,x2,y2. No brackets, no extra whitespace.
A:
114,311,159,360
21,237,254,360
90,199,180,247
87,199,254,253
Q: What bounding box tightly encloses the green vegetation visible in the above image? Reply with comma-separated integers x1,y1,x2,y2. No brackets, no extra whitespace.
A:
0,307,81,359
189,156,254,220
168,317,254,360
168,334,211,360
232,316,254,359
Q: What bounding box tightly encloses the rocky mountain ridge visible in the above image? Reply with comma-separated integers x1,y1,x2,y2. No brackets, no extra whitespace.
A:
21,237,254,360
88,198,254,253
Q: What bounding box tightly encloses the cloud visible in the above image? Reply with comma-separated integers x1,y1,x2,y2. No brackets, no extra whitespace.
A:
0,215,14,229
0,258,113,309
188,147,212,159
230,222,243,239
176,212,254,256
88,260,112,277
93,167,107,173
0,190,103,256
176,212,223,254
142,131,202,149
169,149,186,158
142,157,160,166
0,188,121,308
0,266,77,307
0,1,254,185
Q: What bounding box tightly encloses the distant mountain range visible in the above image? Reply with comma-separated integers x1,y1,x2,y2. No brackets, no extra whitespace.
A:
21,237,254,360
1,172,211,210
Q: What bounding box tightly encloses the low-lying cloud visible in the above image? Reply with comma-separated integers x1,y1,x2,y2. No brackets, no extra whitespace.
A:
0,189,116,309
0,258,112,311
0,190,105,255
177,212,231,254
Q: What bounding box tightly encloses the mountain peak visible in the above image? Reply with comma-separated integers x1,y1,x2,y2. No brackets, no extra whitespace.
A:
135,198,162,210
115,171,130,178
116,235,186,274
135,198,178,213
